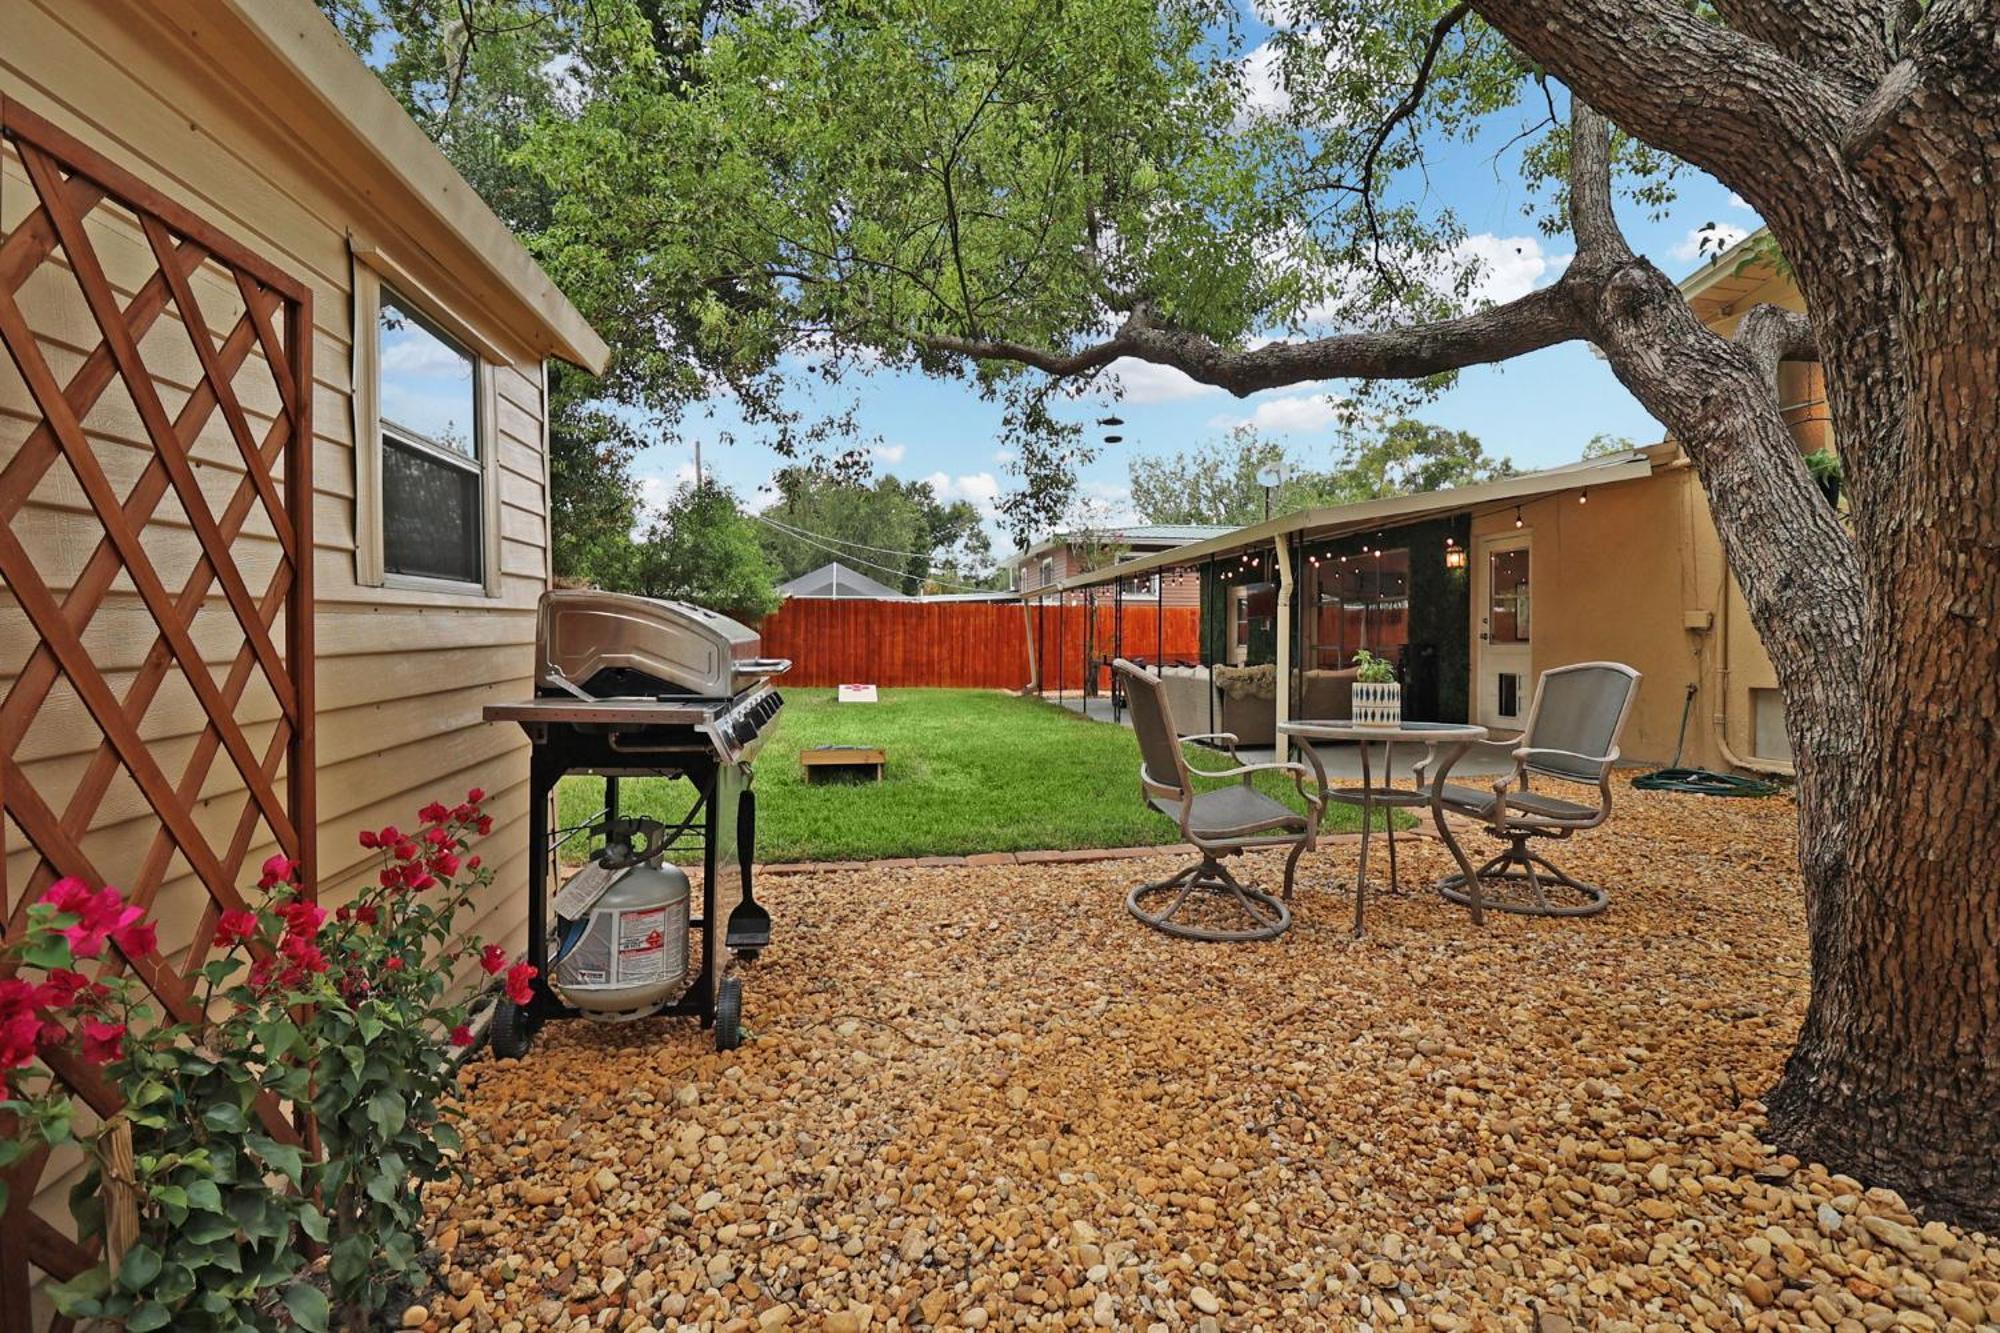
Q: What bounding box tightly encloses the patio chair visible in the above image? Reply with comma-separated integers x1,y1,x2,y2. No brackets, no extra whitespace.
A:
1113,658,1326,941
1414,661,1641,918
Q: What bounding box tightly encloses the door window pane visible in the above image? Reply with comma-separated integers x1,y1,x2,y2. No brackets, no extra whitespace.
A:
1488,548,1530,642
1311,548,1411,668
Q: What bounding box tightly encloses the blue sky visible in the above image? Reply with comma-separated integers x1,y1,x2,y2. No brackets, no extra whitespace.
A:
634,32,1761,557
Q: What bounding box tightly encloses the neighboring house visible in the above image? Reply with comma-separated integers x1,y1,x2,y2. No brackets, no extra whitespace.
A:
1,0,605,1303
777,560,909,600
1043,233,1814,777
1008,524,1236,608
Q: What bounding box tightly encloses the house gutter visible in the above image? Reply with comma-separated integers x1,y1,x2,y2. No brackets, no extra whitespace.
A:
1713,569,1795,779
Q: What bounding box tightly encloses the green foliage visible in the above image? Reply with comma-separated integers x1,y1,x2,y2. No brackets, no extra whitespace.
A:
757,467,994,593
630,480,781,621
8,799,520,1333
1129,419,1513,526
1581,432,1637,459
1351,648,1398,684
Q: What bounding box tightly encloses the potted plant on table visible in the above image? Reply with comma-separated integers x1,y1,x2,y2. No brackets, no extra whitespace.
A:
1350,649,1401,728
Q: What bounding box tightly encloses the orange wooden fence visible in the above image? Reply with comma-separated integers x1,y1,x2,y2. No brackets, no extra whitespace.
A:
758,599,1202,691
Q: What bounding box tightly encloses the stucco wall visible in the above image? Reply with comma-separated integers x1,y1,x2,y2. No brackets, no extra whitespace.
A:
1467,467,1783,771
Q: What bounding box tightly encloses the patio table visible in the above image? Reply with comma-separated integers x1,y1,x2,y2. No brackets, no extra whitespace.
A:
1278,719,1491,935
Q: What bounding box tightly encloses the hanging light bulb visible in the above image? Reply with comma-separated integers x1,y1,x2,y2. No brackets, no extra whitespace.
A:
1513,506,1524,529
1578,488,1589,505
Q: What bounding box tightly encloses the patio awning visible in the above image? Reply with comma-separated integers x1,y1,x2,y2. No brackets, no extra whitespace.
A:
1042,444,1669,594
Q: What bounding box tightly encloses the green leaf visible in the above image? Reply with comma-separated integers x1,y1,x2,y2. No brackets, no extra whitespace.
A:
202,1102,248,1134
366,1088,407,1140
117,1244,164,1292
126,1299,173,1331
298,1202,330,1244
184,1178,224,1213
283,1282,330,1332
247,1133,306,1188
182,1212,237,1245
45,1264,110,1315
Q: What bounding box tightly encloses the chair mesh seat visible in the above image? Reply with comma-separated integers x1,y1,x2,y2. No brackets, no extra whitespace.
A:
1149,785,1307,838
1430,782,1598,821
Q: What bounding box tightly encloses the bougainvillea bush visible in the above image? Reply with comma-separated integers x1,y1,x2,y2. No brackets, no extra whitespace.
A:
0,789,532,1332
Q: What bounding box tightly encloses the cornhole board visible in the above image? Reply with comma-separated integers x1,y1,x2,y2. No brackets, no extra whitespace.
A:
837,683,879,703
801,745,887,783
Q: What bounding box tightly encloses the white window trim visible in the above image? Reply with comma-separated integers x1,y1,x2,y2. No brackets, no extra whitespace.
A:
351,243,503,597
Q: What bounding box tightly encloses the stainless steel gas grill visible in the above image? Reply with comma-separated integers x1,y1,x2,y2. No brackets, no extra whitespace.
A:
483,590,788,1054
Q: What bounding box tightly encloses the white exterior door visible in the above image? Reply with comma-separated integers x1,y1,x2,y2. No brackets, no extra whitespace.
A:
1474,532,1533,729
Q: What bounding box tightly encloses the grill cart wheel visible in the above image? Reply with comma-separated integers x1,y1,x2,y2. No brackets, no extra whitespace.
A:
490,998,533,1060
714,976,744,1051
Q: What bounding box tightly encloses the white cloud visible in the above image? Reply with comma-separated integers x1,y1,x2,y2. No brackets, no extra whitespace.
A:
1671,222,1750,263
992,448,1018,466
1240,41,1290,122
1109,357,1223,404
1451,234,1571,306
924,470,1003,514
1077,479,1140,527
870,442,908,465
1728,192,1753,211
1209,392,1343,436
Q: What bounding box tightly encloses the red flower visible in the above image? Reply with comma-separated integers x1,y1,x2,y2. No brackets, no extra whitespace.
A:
38,969,89,1008
1,1008,42,1074
355,905,379,927
408,874,437,893
466,787,485,805
449,1024,474,1047
257,854,298,890
479,945,507,975
279,901,327,939
430,852,461,878
505,962,537,1006
392,841,419,863
419,801,450,825
467,855,482,871
379,825,403,845
112,918,157,958
216,908,259,947
358,829,380,849
40,881,143,960
385,955,405,972
80,1018,125,1065
474,815,494,836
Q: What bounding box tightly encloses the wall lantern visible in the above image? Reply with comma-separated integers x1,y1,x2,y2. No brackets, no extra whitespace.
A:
1444,539,1468,571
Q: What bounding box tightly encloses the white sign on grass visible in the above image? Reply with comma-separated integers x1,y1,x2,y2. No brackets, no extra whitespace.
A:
837,683,879,703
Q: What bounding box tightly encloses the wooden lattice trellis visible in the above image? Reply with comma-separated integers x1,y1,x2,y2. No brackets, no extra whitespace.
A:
0,97,315,1327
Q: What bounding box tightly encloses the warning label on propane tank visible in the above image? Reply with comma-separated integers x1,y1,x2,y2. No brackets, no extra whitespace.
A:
616,907,671,984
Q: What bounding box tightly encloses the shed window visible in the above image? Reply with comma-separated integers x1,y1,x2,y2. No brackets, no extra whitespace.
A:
378,293,483,583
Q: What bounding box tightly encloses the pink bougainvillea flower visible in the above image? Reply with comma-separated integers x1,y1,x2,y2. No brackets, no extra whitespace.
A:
37,877,95,915
479,944,507,975
80,1018,125,1065
215,909,259,948
449,1024,474,1047
430,852,461,878
37,969,89,1009
407,873,437,893
465,787,485,805
357,829,381,849
392,841,419,863
384,955,405,972
111,917,157,958
355,904,379,927
467,855,481,871
278,901,327,939
505,961,537,1006
257,854,298,890
40,882,143,960
418,801,449,825
474,815,494,836
1,1008,44,1073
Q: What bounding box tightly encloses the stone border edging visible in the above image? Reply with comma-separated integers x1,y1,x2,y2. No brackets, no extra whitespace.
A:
756,817,1474,876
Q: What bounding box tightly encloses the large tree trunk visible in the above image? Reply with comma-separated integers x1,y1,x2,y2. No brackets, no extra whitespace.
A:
1762,13,2000,1227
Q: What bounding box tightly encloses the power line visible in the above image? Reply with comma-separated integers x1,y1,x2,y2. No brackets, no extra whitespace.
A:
755,512,949,563
748,512,996,593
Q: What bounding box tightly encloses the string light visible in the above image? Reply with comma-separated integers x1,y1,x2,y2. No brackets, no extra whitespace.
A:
1578,488,1589,505
1513,506,1524,529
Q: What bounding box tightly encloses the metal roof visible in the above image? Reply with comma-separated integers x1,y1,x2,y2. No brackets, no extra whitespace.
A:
1005,523,1239,568
777,561,908,600
1043,446,1668,594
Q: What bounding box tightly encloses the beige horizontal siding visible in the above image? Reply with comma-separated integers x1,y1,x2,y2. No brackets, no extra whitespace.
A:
3,0,558,1288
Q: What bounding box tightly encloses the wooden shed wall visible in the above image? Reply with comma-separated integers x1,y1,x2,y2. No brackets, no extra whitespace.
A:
1,0,549,1257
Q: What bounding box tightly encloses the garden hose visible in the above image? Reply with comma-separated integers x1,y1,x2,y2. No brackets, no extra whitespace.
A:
1633,684,1783,797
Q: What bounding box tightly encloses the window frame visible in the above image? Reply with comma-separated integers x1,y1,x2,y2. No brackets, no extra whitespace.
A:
351,251,503,597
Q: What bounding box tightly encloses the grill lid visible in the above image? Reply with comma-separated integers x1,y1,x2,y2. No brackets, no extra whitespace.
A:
537,590,787,699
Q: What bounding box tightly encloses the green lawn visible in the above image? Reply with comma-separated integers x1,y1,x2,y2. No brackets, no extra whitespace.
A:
556,687,1398,864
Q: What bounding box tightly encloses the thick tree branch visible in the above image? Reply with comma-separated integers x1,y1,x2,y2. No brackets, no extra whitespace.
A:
1467,0,1854,217
1737,304,1822,390
923,276,1592,397
1712,0,1901,98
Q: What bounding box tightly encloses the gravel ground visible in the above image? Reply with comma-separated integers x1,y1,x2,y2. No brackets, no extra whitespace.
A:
420,781,2000,1332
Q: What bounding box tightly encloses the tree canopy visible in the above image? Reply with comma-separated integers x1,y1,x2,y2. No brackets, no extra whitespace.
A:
1130,419,1514,526
625,480,780,623
756,470,998,593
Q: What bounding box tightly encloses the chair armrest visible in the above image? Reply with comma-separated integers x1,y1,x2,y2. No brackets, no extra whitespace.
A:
1180,732,1241,751
1513,745,1620,769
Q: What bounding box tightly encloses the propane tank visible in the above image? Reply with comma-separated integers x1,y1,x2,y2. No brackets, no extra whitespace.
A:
550,820,691,1021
